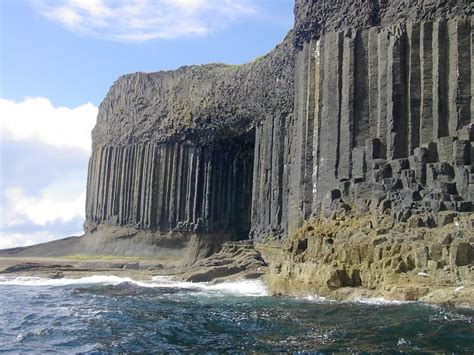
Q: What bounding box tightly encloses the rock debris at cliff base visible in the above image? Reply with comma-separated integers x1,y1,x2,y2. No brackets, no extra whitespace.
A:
262,210,473,307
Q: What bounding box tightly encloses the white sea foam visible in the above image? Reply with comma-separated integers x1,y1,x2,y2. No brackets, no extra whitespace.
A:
301,295,408,306
0,275,136,287
204,279,268,296
150,276,268,296
0,275,269,297
353,297,409,305
302,295,332,304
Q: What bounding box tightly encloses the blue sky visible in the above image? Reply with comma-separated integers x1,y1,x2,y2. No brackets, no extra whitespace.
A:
0,0,294,248
1,0,293,107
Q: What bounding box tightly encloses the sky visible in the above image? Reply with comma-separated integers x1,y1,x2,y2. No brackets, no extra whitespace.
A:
0,0,294,249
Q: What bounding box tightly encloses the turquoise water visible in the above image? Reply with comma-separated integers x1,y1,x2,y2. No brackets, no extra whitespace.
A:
0,276,472,353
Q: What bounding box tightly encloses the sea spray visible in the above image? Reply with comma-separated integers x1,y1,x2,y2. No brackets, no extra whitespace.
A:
0,275,269,297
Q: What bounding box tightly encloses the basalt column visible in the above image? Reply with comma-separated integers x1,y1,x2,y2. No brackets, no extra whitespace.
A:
84,0,471,246
86,138,254,241
285,17,472,234
250,114,289,240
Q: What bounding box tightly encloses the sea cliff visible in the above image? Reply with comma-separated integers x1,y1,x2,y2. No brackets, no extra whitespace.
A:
2,0,473,305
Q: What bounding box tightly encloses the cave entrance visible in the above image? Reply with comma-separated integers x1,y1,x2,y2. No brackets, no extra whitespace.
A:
87,129,256,241
207,130,255,241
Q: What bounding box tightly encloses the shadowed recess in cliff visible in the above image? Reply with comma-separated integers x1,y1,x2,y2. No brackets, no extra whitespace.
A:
86,133,255,241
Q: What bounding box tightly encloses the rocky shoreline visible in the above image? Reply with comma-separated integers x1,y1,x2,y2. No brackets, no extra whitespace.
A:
0,241,268,286
1,214,472,308
261,212,473,308
2,0,472,309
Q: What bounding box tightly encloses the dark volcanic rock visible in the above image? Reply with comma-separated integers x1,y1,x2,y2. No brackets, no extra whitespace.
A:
92,32,295,147
5,1,472,302
83,0,472,246
293,0,471,48
82,32,296,247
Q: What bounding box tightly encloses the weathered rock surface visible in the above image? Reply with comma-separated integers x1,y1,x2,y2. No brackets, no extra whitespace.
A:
83,33,295,248
92,33,295,147
83,0,472,246
257,12,473,239
263,212,473,307
250,0,472,305
294,0,471,48
176,242,267,283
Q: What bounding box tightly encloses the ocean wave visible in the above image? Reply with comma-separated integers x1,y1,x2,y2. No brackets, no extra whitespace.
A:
0,275,269,297
201,279,268,296
352,297,410,305
300,295,409,306
301,295,333,304
147,276,269,297
0,275,136,287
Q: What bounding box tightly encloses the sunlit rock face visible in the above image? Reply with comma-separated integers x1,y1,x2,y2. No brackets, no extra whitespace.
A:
253,0,473,239
86,0,473,247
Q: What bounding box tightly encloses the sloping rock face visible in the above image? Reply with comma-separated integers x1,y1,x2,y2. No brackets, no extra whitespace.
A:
85,0,473,289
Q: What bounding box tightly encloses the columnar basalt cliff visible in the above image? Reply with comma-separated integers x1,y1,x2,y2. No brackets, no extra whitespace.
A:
86,139,254,238
84,34,295,256
254,0,473,239
82,0,473,302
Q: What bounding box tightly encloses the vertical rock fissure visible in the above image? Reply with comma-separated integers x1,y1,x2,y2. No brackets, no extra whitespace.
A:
335,32,344,179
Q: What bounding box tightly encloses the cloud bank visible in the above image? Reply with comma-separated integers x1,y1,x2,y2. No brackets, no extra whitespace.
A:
33,0,257,41
1,97,97,152
0,98,98,248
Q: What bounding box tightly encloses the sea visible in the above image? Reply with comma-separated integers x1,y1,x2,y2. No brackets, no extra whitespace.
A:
0,276,472,353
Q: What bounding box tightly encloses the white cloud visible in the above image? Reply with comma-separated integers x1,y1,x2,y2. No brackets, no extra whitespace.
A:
0,97,95,248
0,181,87,249
2,185,86,228
0,97,97,153
32,0,257,41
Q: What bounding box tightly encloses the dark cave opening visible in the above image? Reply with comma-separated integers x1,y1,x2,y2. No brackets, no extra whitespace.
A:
208,130,255,241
